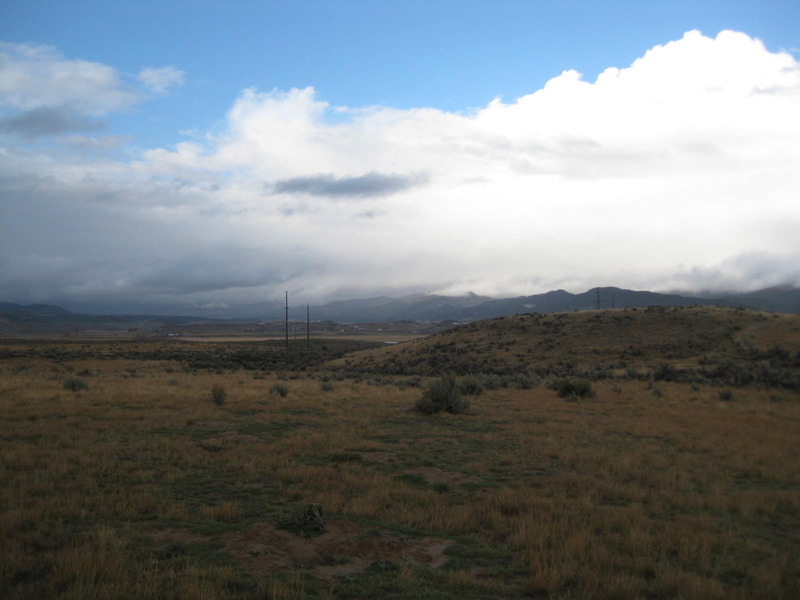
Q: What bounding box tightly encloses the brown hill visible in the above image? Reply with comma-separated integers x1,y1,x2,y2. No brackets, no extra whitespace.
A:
329,306,800,389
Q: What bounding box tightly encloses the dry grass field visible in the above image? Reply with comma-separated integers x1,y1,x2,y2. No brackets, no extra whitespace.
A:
1,307,799,599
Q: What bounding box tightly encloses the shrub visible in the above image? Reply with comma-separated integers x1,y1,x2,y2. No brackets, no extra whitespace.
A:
270,383,289,397
63,377,88,392
652,362,678,381
415,374,470,415
458,375,484,396
511,373,538,390
555,378,595,401
478,373,503,390
320,381,335,392
719,389,734,401
277,503,326,538
210,384,227,406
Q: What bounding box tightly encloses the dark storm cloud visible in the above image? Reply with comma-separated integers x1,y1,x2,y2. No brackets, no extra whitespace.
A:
272,171,425,198
135,248,285,295
0,105,104,138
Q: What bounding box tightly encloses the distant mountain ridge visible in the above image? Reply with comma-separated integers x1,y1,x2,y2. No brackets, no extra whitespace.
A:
0,301,216,334
1,286,799,329
309,286,800,321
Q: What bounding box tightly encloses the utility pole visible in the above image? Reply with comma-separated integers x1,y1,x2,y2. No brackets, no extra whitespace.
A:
307,303,310,349
284,291,289,348
596,287,602,311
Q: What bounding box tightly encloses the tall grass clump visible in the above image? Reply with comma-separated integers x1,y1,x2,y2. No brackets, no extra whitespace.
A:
415,374,470,415
210,384,227,406
63,377,89,391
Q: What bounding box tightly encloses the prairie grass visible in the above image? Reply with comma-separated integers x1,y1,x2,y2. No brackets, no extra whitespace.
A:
1,335,798,599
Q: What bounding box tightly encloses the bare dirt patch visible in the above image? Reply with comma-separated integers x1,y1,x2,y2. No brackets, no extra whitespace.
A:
222,519,452,581
404,467,482,487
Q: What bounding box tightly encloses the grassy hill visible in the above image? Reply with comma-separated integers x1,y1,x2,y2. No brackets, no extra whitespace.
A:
330,306,800,389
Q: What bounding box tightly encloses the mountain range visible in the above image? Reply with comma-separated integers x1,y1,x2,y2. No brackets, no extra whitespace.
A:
2,286,799,332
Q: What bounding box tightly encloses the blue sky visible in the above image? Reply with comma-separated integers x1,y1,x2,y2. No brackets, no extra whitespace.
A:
1,1,799,313
4,0,798,148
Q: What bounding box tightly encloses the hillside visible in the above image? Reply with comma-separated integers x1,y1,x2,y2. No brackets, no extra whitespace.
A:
330,306,800,388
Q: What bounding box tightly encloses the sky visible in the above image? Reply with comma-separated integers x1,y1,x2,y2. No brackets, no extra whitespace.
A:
1,1,800,314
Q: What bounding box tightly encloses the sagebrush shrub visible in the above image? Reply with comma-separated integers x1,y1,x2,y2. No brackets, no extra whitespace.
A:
458,375,484,396
555,378,595,400
270,383,289,397
63,377,88,392
415,374,470,414
210,385,227,406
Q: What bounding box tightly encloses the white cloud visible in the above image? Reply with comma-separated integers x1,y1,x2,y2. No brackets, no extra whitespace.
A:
667,251,800,293
0,41,138,114
137,66,185,94
0,42,186,142
2,31,800,308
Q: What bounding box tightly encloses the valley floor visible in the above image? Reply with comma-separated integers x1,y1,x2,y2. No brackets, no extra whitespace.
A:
1,339,798,599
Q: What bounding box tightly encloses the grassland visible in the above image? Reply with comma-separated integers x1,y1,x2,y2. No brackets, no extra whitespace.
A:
1,307,799,599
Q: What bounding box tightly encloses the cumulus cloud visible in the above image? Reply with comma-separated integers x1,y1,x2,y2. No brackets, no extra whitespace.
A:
137,66,185,95
0,42,186,143
2,30,799,309
0,41,138,114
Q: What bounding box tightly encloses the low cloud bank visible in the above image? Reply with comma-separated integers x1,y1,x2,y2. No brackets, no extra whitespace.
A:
1,31,799,307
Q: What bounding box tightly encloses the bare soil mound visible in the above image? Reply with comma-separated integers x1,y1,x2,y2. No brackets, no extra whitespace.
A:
222,519,452,581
